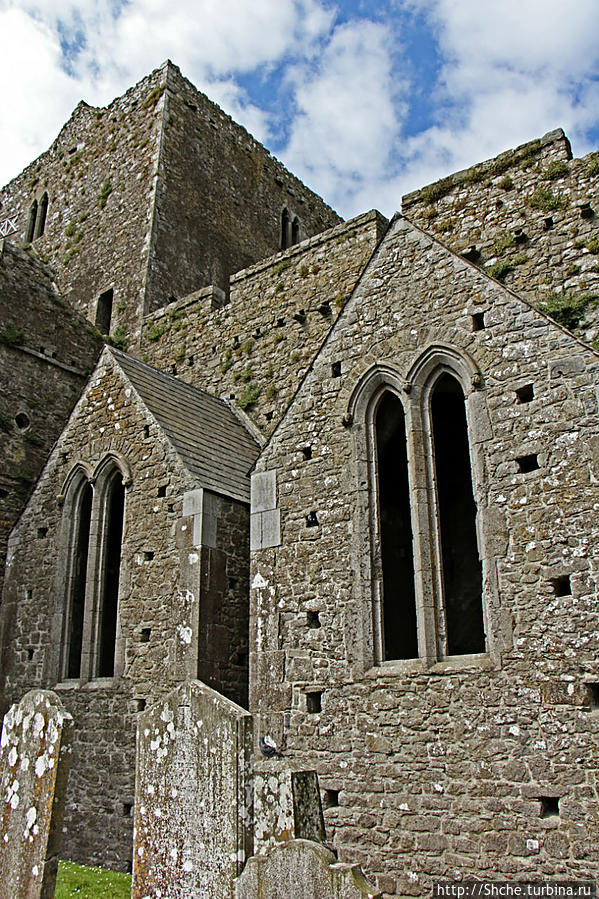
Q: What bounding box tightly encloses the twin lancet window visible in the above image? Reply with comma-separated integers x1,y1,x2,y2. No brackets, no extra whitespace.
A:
62,461,126,680
25,192,48,243
364,356,486,664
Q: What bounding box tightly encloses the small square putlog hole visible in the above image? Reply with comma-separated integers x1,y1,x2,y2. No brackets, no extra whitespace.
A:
122,802,133,818
140,628,151,643
136,698,146,712
584,683,599,709
302,446,312,460
331,361,342,378
306,611,321,629
516,453,539,473
306,691,322,713
323,789,340,809
539,796,560,818
471,312,486,331
516,384,534,403
550,575,571,597
305,511,319,528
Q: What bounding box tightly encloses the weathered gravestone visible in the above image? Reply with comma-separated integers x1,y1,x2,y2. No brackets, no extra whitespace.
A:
0,689,73,899
234,838,382,899
132,679,253,899
253,765,326,853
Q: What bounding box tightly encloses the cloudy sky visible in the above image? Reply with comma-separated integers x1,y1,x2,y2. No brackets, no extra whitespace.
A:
2,0,599,218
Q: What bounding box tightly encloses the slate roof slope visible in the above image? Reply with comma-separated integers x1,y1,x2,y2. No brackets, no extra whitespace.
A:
110,347,260,503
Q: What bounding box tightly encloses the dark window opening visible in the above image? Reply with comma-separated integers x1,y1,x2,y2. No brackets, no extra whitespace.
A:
122,802,133,817
471,312,485,331
551,575,571,597
95,288,114,335
306,691,322,713
292,216,300,244
516,453,539,473
302,446,312,460
331,361,342,378
305,511,319,528
136,698,146,712
66,481,92,679
323,789,339,809
143,425,150,438
143,551,154,561
167,503,175,513
543,217,554,230
307,611,321,629
157,485,167,497
15,412,30,431
539,796,560,818
34,192,48,239
281,208,290,250
585,683,599,709
37,527,48,538
376,391,417,660
431,374,484,655
27,648,34,661
97,471,125,677
516,384,534,403
139,627,151,643
25,200,37,244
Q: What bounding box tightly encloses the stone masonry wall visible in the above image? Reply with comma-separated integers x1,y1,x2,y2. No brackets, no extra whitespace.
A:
146,64,341,310
0,67,166,346
0,352,201,869
0,242,102,601
250,218,599,897
403,129,599,341
140,211,388,435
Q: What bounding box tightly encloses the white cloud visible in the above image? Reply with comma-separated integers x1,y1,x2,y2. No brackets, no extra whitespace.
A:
283,19,404,213
0,0,335,185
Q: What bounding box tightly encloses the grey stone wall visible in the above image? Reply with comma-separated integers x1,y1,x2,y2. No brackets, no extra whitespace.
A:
403,129,599,341
0,241,101,603
140,211,388,434
0,352,207,869
146,64,341,310
249,217,599,896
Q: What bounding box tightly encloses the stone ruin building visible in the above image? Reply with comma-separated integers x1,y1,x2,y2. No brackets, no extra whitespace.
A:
0,60,598,896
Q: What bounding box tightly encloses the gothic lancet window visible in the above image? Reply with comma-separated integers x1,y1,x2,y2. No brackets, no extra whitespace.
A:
64,478,93,679
60,457,127,682
430,373,484,655
375,391,417,660
352,350,489,668
96,469,125,677
25,200,37,244
34,192,48,239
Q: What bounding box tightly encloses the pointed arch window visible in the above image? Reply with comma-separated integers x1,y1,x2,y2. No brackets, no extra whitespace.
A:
59,456,129,682
25,200,37,244
281,208,290,250
351,348,493,668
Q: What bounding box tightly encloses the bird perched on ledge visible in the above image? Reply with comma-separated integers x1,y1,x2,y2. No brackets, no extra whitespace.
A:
259,735,283,758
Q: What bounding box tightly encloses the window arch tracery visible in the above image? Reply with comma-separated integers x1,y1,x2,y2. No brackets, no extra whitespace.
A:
350,347,490,667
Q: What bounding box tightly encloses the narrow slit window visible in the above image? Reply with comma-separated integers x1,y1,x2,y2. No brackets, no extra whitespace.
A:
375,391,417,660
96,288,114,335
65,480,93,679
292,216,300,244
431,373,484,655
97,470,125,677
34,192,48,239
281,208,290,250
25,200,37,244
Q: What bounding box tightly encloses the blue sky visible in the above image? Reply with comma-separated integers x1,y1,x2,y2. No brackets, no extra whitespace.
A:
2,0,599,218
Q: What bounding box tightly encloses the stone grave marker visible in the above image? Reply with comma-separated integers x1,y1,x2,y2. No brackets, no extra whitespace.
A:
132,679,253,899
0,689,73,899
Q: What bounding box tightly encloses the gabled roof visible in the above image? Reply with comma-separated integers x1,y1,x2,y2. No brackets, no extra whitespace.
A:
109,348,260,503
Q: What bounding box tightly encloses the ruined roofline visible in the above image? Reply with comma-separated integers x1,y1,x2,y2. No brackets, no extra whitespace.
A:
401,128,573,210
1,59,341,223
401,212,599,359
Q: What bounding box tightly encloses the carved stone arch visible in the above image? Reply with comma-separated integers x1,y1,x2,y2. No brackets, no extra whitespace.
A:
92,451,132,488
406,343,483,395
58,461,93,506
347,362,407,424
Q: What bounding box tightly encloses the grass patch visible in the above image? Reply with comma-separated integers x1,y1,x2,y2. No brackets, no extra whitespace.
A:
538,291,598,330
55,859,131,898
0,323,25,346
529,188,567,212
543,160,569,180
